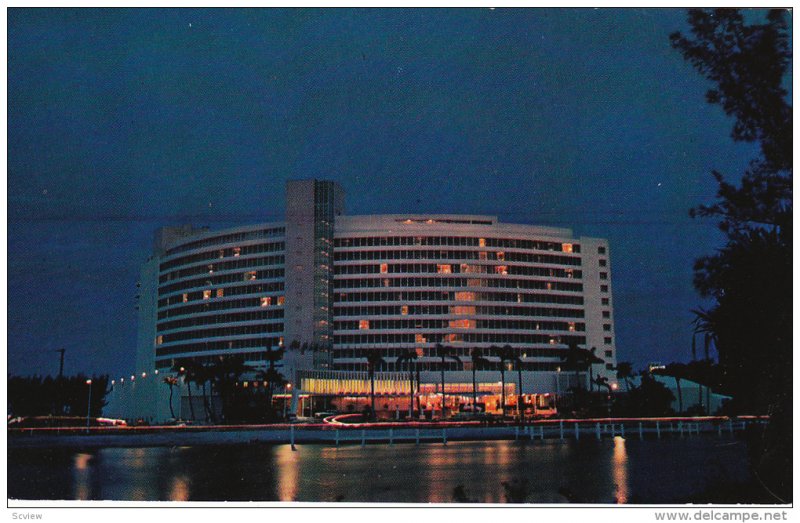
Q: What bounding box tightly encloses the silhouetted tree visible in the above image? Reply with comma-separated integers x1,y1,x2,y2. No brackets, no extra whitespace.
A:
493,345,519,416
625,373,675,417
8,374,110,419
163,376,179,419
672,8,791,413
396,348,418,418
434,344,461,418
654,362,692,414
614,362,634,392
469,347,490,413
364,351,385,421
672,10,791,500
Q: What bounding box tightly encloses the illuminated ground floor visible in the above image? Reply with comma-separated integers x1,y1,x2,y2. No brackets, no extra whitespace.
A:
106,369,585,423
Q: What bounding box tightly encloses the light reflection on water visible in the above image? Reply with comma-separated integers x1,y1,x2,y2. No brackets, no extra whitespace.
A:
612,436,628,504
9,437,748,503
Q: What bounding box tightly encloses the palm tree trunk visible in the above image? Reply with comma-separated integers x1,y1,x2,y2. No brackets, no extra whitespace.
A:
168,385,175,419
440,356,446,418
370,369,376,421
186,380,196,421
472,367,477,413
416,368,422,416
676,377,683,414
517,366,523,423
500,367,506,415
201,381,209,422
407,369,413,418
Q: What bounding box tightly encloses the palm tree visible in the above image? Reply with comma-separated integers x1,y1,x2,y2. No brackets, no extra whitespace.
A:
469,348,490,413
587,347,604,392
434,344,461,418
257,344,286,419
560,340,603,391
193,363,213,423
615,362,634,392
208,356,253,423
493,345,518,417
561,340,586,391
692,309,719,413
396,348,419,418
255,366,286,420
365,351,385,421
174,361,200,421
163,376,179,419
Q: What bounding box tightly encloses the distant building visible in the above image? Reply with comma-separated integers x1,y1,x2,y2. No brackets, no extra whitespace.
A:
107,180,617,421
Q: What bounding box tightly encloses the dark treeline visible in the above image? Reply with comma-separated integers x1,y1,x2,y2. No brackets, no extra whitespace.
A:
7,375,110,418
670,8,792,502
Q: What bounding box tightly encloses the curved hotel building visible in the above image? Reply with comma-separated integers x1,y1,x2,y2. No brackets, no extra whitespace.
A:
111,180,616,421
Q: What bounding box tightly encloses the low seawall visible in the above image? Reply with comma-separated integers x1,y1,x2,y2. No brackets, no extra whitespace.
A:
8,417,765,449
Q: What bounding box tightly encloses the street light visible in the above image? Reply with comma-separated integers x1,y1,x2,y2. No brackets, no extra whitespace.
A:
85,379,93,432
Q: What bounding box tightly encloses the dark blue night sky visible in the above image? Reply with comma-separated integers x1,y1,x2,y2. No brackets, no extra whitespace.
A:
8,8,765,378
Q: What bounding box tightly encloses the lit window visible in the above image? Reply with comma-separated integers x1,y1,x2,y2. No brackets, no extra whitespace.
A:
245,271,257,281
182,293,188,303
479,238,486,247
415,333,427,343
233,247,241,257
549,337,557,345
455,291,476,301
449,319,475,329
562,243,573,253
203,290,212,300
279,337,284,347
380,263,388,274
208,264,214,274
496,252,505,262
261,297,272,307
495,265,508,275
401,305,409,315
216,288,224,298
568,322,576,332
437,264,452,274
359,320,370,330
277,296,285,305
450,305,476,315
156,335,163,345
478,252,487,261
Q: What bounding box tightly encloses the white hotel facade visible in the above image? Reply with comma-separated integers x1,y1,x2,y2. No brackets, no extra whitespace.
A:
107,180,617,421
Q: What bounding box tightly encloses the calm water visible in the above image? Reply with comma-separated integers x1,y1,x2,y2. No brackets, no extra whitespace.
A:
8,437,750,503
